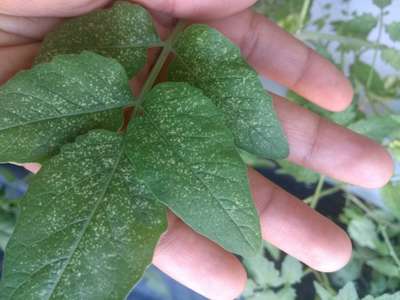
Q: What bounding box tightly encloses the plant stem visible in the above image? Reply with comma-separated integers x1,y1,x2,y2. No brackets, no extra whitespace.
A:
380,225,400,269
310,175,325,209
296,31,388,50
297,0,312,32
312,270,336,295
347,194,399,229
303,185,342,204
135,21,186,107
366,8,384,89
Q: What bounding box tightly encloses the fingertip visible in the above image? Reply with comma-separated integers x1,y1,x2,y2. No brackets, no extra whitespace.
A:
309,226,352,273
328,78,354,112
293,50,354,112
360,145,394,189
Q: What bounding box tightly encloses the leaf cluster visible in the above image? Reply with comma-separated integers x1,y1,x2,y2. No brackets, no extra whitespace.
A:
0,1,289,299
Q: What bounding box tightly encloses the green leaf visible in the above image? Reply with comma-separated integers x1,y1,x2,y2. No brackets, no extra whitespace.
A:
169,24,289,159
348,217,379,249
0,52,133,163
332,14,377,42
373,0,392,8
366,258,400,277
249,291,280,300
277,287,297,300
349,115,400,142
336,282,359,300
126,82,262,256
243,255,283,287
386,22,400,42
371,292,400,300
0,207,16,251
331,255,363,288
381,48,400,70
0,130,167,299
264,241,281,261
242,279,257,298
350,60,395,98
281,256,303,285
314,282,334,300
35,1,159,77
277,160,320,185
381,182,400,220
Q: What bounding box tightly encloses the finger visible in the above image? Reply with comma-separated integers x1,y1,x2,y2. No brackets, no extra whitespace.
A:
135,0,257,20
153,213,246,300
274,95,394,188
0,14,60,42
249,169,352,272
0,0,257,19
0,43,39,84
208,10,354,112
0,0,110,17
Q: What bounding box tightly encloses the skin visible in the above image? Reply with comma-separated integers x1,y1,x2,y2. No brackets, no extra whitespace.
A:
0,1,394,299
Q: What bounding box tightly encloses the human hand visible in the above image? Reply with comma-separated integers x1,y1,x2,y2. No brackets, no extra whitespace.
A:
0,1,394,299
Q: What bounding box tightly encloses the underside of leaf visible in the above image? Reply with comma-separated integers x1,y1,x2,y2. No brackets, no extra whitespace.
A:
0,130,167,300
0,52,133,163
169,24,289,160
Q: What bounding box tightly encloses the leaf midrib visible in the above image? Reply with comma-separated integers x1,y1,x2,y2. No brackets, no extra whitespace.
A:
0,103,127,131
143,109,257,253
43,140,125,300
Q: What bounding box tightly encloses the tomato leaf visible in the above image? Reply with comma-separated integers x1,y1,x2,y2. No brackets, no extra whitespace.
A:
169,24,289,159
126,82,262,256
0,130,167,300
35,1,159,78
0,52,133,163
386,22,400,42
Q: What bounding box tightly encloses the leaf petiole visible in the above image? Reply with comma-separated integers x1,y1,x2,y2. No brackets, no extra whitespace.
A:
135,21,187,107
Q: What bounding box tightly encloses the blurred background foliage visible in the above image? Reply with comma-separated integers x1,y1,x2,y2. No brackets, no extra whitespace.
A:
243,0,400,299
1,0,400,299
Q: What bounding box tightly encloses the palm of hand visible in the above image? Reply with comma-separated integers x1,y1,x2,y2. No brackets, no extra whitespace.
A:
0,1,393,299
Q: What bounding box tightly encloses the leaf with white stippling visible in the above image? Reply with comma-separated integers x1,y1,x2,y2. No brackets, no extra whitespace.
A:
0,52,133,163
35,1,159,77
0,130,167,300
169,24,289,159
125,82,262,257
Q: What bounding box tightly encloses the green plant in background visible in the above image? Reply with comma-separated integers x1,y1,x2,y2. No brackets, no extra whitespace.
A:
0,167,18,252
244,0,400,299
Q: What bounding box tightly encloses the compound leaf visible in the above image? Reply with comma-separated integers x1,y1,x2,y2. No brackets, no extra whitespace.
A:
169,24,289,159
126,82,262,256
36,1,160,78
0,52,133,163
332,14,377,40
0,130,167,300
